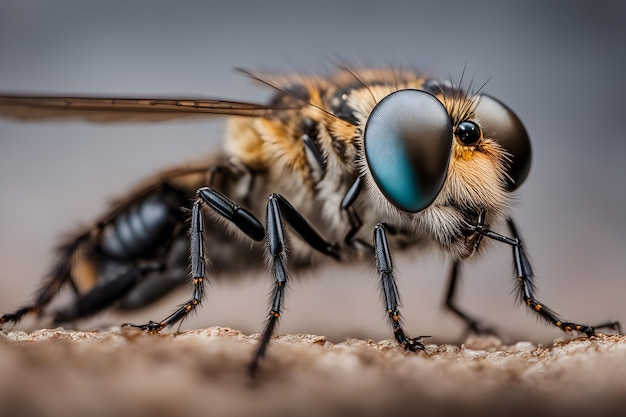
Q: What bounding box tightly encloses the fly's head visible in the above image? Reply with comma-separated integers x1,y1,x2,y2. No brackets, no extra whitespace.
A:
354,80,532,258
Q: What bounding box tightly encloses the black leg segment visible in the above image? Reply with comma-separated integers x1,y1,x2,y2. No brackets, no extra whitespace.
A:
124,187,265,332
122,188,339,377
248,193,339,377
374,223,428,352
248,195,287,377
197,187,265,242
0,233,89,328
54,264,161,323
270,194,339,259
340,176,373,252
443,260,497,336
475,217,621,336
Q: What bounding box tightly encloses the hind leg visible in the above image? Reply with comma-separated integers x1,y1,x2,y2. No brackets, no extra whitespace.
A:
0,234,89,328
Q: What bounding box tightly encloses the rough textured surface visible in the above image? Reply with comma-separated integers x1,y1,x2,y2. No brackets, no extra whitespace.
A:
0,327,624,417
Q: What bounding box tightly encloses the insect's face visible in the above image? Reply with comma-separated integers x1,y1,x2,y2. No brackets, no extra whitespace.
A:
357,83,532,256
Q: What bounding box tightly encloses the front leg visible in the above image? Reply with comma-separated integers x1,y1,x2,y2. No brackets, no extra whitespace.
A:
341,176,373,252
483,218,621,336
374,223,428,351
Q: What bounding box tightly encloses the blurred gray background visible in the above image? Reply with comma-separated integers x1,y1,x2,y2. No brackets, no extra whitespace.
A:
0,0,624,345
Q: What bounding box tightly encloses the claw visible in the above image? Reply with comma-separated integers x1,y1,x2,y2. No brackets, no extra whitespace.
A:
403,335,430,352
122,320,164,333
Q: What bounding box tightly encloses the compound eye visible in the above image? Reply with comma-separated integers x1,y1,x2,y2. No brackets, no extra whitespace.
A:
455,121,482,146
474,94,532,192
364,89,453,213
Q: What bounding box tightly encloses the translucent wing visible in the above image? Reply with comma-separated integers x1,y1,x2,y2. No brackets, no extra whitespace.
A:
0,95,300,123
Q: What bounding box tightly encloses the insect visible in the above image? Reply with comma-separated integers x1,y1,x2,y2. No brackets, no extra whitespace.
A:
0,67,620,376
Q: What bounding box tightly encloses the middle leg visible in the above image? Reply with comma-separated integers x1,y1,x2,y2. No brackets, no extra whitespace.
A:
248,193,339,376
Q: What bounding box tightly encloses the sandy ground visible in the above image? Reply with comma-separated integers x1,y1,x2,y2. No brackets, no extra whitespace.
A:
0,327,624,417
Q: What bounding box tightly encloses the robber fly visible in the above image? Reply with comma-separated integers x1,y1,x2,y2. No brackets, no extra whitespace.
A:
0,67,620,376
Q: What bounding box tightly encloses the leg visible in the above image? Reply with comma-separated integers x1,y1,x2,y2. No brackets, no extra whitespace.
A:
117,238,189,310
53,264,162,323
0,233,89,328
374,223,428,351
117,267,188,310
340,176,373,252
482,218,621,335
443,260,497,335
124,187,265,332
248,193,339,377
124,189,337,376
0,163,228,329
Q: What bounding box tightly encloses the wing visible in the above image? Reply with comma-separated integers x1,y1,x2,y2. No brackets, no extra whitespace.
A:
0,95,301,123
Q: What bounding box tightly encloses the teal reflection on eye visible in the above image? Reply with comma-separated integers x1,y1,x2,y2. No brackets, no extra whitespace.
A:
364,89,453,213
365,130,422,211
